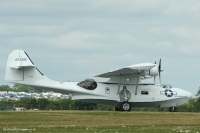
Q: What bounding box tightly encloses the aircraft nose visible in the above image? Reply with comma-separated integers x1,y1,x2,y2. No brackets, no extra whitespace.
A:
183,90,192,99
187,92,192,99
175,88,192,98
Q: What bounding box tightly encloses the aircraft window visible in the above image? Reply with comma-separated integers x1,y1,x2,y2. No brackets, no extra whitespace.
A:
141,91,148,95
77,79,97,90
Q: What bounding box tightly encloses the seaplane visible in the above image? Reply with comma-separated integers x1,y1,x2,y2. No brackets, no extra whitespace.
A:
5,50,192,112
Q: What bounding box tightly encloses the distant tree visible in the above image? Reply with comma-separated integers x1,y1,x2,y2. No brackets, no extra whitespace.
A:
14,98,28,107
37,98,50,109
74,100,97,110
13,84,30,92
13,84,20,89
18,85,30,92
194,87,200,112
60,98,74,107
13,84,47,93
196,87,200,97
0,99,7,108
24,98,38,109
0,85,12,91
96,104,114,111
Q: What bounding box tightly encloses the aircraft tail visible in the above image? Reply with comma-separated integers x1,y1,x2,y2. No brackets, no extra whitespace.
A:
5,50,44,84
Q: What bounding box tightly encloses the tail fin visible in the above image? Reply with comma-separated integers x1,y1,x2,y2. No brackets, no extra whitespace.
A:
5,50,43,83
6,50,35,69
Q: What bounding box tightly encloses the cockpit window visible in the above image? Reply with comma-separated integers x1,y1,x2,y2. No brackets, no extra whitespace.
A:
77,79,97,90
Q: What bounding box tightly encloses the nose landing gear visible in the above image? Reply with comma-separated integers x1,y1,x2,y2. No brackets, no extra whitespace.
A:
121,102,131,111
115,102,132,111
169,106,176,112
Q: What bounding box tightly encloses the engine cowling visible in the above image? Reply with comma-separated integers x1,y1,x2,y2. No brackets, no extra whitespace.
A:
142,66,158,79
149,66,158,77
142,60,163,82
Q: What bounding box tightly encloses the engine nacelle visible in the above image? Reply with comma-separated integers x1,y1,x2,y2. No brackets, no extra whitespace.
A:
149,66,158,77
141,66,159,79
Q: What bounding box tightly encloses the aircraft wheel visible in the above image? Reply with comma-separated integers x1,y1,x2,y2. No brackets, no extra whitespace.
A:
169,106,176,112
121,102,131,111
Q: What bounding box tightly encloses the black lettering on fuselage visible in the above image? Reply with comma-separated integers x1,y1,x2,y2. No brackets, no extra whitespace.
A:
15,58,27,61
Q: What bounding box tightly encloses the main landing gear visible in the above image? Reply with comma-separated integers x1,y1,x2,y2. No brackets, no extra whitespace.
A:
115,102,132,111
169,106,176,112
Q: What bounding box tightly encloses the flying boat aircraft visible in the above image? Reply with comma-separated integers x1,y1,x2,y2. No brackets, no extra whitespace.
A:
5,50,192,112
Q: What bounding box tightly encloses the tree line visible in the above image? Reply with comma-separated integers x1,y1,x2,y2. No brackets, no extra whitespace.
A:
0,85,200,112
0,84,112,111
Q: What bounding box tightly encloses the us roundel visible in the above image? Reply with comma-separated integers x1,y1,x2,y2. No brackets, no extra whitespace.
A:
164,89,173,97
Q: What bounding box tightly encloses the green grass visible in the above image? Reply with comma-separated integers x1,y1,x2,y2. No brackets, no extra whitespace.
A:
0,111,200,132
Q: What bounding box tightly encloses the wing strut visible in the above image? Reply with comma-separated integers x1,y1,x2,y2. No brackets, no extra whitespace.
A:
135,73,140,95
117,74,122,95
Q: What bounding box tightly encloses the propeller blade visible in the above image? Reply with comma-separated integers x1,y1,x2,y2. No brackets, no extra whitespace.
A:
159,59,161,72
159,58,161,84
159,70,161,84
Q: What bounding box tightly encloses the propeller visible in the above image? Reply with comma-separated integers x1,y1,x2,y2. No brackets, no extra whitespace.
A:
158,58,163,84
153,59,163,84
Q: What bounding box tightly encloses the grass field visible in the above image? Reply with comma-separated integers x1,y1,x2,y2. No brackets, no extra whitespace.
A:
0,111,200,133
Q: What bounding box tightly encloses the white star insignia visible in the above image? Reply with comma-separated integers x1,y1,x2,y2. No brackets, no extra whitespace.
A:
166,90,172,96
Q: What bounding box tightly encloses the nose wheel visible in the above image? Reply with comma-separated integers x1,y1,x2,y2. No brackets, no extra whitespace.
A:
121,102,132,111
169,106,176,112
115,102,132,111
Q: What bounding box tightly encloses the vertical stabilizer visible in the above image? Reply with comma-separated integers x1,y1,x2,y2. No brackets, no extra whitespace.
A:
5,50,36,82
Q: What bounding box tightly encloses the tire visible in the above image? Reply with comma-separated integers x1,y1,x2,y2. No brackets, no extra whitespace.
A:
169,107,176,112
120,102,131,111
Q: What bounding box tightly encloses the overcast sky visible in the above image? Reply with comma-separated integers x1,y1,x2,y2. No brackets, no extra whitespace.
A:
0,0,200,96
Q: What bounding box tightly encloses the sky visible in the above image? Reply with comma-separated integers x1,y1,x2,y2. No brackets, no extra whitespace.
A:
0,0,200,96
